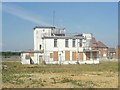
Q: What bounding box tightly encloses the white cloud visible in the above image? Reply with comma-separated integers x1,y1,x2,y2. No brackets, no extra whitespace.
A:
2,4,52,26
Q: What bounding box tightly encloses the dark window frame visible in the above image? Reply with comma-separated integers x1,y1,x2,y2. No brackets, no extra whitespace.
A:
40,45,42,50
72,39,75,47
54,39,57,47
65,39,69,47
79,39,82,47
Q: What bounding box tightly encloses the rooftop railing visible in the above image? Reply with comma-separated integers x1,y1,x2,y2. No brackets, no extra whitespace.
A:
51,28,65,35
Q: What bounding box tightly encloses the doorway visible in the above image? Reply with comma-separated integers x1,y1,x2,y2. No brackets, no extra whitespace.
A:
39,55,43,64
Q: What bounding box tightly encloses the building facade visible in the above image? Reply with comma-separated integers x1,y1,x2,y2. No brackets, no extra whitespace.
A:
97,41,108,58
21,26,99,64
116,45,120,59
92,37,108,59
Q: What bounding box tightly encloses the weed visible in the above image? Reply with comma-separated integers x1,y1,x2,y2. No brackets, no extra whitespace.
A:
51,77,56,84
41,83,44,86
61,78,72,83
32,80,39,84
71,74,75,76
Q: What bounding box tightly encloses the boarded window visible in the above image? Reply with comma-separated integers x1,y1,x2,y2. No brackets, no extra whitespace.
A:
72,52,76,60
50,53,53,58
100,48,103,57
65,51,70,60
79,52,83,60
53,51,58,61
86,52,90,60
93,52,97,60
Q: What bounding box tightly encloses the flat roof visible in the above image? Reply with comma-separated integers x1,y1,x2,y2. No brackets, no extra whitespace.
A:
33,26,55,30
42,36,84,39
84,49,99,52
21,50,43,53
33,26,66,30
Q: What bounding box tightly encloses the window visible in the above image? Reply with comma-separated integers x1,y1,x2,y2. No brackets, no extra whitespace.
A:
72,39,75,47
40,45,42,50
65,39,69,47
54,39,57,47
79,39,82,47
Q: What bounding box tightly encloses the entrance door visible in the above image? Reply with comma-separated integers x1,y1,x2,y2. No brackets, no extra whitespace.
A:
39,55,43,64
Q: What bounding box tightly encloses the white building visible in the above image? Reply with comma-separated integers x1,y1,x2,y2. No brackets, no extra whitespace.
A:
21,26,99,64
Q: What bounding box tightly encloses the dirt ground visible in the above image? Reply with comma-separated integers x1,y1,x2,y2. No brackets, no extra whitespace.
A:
2,61,118,88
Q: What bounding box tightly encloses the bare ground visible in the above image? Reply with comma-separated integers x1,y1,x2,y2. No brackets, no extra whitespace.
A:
2,60,118,88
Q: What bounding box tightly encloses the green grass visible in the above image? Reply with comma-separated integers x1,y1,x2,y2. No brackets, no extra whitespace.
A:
60,78,95,88
2,62,118,74
2,61,118,88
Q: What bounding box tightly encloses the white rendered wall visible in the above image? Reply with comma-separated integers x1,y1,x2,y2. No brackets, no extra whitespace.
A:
45,38,86,54
83,33,92,50
44,38,87,62
34,28,52,51
21,53,30,64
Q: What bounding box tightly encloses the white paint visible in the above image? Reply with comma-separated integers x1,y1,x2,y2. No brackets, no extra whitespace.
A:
21,53,30,64
21,27,99,64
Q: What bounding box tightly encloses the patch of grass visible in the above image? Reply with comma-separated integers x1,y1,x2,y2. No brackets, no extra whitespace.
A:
11,79,24,85
50,77,56,84
2,74,13,83
72,80,84,88
32,80,39,84
2,62,118,75
60,78,85,88
31,79,44,87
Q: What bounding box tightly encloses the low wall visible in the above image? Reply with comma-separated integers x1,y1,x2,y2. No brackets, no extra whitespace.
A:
45,60,99,65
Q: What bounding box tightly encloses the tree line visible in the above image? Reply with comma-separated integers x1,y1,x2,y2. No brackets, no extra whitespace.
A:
0,52,21,58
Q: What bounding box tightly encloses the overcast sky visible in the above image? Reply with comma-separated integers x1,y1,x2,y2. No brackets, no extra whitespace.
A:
2,2,118,51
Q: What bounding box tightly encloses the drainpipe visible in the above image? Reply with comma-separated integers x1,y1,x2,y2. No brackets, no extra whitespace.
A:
37,53,38,64
59,53,61,65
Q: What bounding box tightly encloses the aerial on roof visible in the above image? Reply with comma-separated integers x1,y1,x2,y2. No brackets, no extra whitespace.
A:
97,41,108,48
